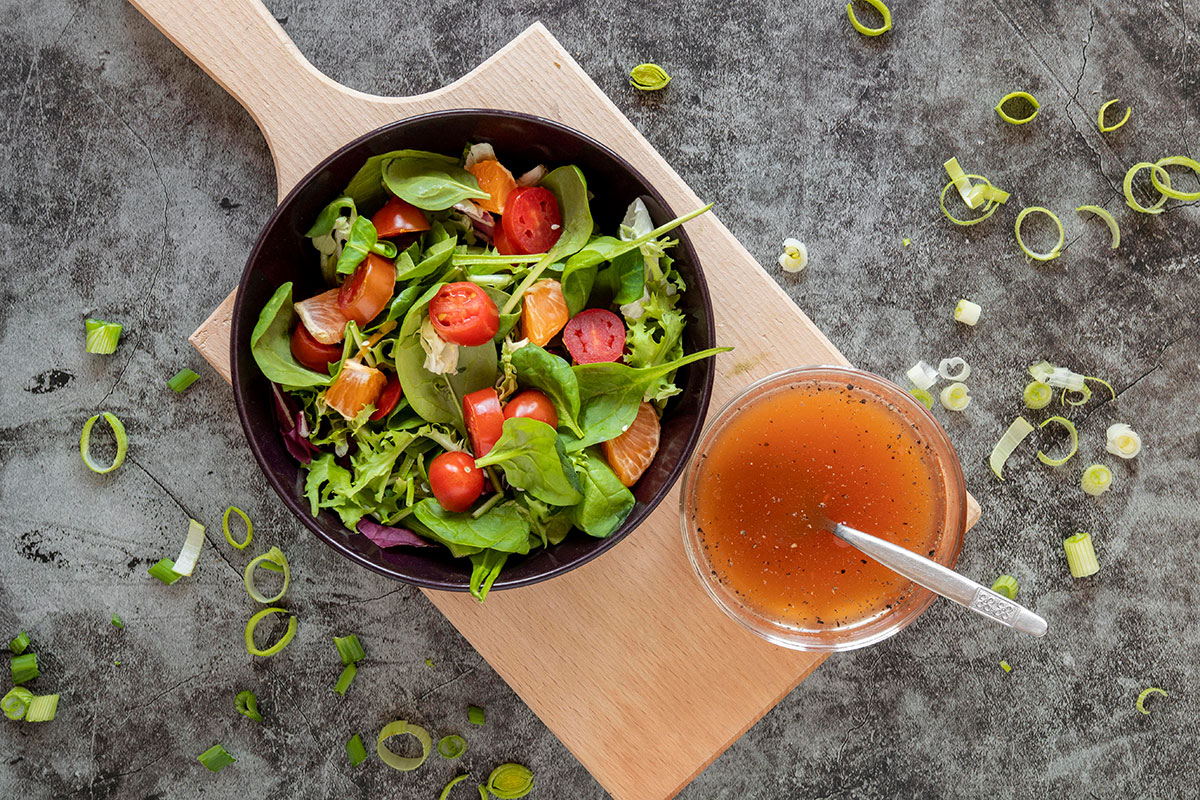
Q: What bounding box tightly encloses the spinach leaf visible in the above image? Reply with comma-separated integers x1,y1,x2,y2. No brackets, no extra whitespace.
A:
567,346,731,450
569,450,635,538
413,498,532,555
385,282,426,322
306,196,356,238
344,149,459,210
482,287,521,341
560,236,622,315
396,235,456,281
509,344,584,437
468,549,508,602
606,247,645,305
394,283,498,425
474,418,583,506
382,157,489,211
517,495,574,547
251,283,334,388
334,215,379,275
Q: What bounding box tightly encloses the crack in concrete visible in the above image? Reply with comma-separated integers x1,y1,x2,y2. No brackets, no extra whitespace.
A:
414,655,486,703
1068,8,1096,110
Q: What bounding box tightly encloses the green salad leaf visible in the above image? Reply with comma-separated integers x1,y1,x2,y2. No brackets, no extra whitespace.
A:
344,149,459,210
474,418,583,506
251,283,334,388
606,248,645,305
306,196,356,238
396,235,457,281
335,215,380,275
383,157,490,211
569,450,636,537
509,344,584,437
517,495,574,548
561,236,622,315
468,549,508,602
413,499,532,555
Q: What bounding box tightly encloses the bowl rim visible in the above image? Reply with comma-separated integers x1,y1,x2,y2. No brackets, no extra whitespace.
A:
230,108,717,593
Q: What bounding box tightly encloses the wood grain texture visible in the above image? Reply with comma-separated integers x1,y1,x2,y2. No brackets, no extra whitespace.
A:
129,2,981,797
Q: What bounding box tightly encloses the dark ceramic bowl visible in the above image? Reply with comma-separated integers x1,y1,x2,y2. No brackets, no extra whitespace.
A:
231,109,716,593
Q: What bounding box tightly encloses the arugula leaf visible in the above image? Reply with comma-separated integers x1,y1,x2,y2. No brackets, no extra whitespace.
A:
474,418,583,506
567,347,731,450
251,283,334,388
344,149,459,210
306,196,356,238
468,549,508,602
335,215,379,275
412,499,532,554
509,344,584,437
569,450,635,537
382,157,490,211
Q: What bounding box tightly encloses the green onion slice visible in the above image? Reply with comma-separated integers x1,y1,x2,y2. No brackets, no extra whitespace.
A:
991,575,1019,599
1060,385,1091,407
630,63,671,91
80,412,128,474
24,694,59,723
846,0,892,36
198,744,237,772
1029,360,1055,383
1087,376,1116,400
910,388,935,410
486,763,535,799
939,382,971,412
11,653,39,685
376,720,432,771
967,184,1010,205
244,607,298,657
1151,155,1200,201
334,663,357,696
1075,205,1120,249
335,634,365,665
1037,416,1078,467
1014,206,1064,261
999,660,1012,673
940,174,1000,225
1023,381,1052,409
438,734,467,759
1063,531,1099,578
111,614,124,629
937,357,970,381
10,630,30,655
171,518,206,577
1123,161,1172,214
222,506,253,550
478,785,488,800
346,733,368,766
2,687,33,720
166,368,200,393
235,689,262,722
943,157,978,207
439,775,471,800
954,299,981,325
468,704,485,726
1136,687,1168,715
147,557,182,585
244,546,290,604
994,91,1040,124
1096,98,1131,132
990,417,1035,480
906,360,938,390
1106,423,1142,459
84,318,123,354
1081,464,1113,496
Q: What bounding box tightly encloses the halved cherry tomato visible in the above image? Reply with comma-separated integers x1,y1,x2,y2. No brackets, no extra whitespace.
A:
369,375,403,421
503,389,558,429
501,186,562,254
371,195,431,238
337,253,396,326
493,224,517,256
602,401,661,487
429,451,485,513
291,323,343,372
467,159,518,215
325,361,387,420
521,279,569,347
294,288,348,344
463,387,505,457
563,308,626,364
429,282,499,346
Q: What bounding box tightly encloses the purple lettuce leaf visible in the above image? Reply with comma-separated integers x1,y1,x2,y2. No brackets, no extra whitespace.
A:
358,519,436,549
271,383,320,464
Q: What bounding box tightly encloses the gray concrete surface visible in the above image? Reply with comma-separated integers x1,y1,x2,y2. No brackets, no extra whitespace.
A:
2,0,1198,797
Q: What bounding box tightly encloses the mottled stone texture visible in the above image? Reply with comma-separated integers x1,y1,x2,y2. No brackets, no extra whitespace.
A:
2,0,1198,797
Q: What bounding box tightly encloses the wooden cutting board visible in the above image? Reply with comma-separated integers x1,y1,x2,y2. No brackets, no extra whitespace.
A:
129,2,981,797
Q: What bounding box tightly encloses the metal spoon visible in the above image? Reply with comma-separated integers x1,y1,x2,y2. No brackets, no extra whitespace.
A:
831,522,1048,637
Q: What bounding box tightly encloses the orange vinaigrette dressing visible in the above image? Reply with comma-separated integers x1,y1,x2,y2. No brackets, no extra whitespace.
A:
693,378,944,632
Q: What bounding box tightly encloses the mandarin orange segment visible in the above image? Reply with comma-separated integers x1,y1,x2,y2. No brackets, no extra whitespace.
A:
294,288,349,344
467,158,518,214
325,361,386,419
602,401,661,487
521,279,570,347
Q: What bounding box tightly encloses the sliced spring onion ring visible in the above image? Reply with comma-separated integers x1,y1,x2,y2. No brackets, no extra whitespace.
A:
1014,206,1064,261
222,506,253,550
944,157,978,207
955,299,981,325
10,631,30,655
24,694,59,723
244,547,290,604
2,687,33,720
335,634,365,665
999,660,1012,673
440,775,471,800
11,653,38,684
1061,385,1091,406
1081,464,1113,496
1097,99,1131,132
846,0,892,36
966,183,1011,206
235,690,262,722
902,237,911,246
438,734,467,759
1076,205,1121,249
1106,423,1142,459
80,412,128,474
938,357,971,381
941,174,1000,225
910,388,935,410
1151,155,1200,201
1063,532,1099,578
346,733,368,766
111,614,123,629
1086,376,1116,400
197,744,236,772
334,663,357,696
994,91,1040,124
147,557,182,585
486,764,535,799
990,417,1035,479
940,382,971,411
244,607,298,657
991,575,1019,599
1037,416,1079,466
468,705,485,726
166,368,200,393
1123,161,1172,214
1136,687,1168,715
1023,381,1053,409
778,238,808,272
629,63,671,91
171,519,206,577
84,319,123,354
906,360,938,390
376,720,432,772
1047,367,1085,392
1029,360,1055,383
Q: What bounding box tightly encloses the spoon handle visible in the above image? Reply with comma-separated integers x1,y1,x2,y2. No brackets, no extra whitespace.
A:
833,524,1048,637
